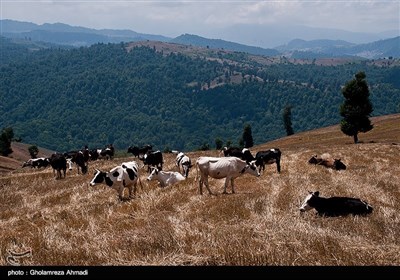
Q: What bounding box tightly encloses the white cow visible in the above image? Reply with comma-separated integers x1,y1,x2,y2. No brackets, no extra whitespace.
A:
175,152,192,178
147,167,186,188
89,161,140,201
196,156,260,195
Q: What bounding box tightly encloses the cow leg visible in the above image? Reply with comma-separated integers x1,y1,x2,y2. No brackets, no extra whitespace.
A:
118,186,124,201
231,177,235,194
223,177,229,194
204,177,213,195
276,160,281,173
199,177,203,195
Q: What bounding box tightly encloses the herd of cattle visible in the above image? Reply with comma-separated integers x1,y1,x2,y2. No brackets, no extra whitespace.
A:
20,144,373,217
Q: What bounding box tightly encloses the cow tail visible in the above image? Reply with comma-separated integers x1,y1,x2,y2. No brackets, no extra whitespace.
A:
194,163,199,182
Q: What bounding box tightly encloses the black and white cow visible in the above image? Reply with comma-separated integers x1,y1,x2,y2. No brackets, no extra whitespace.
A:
142,150,163,172
221,146,243,158
255,148,281,173
175,152,192,178
299,191,373,217
127,144,153,158
89,161,140,201
22,157,50,169
49,153,67,179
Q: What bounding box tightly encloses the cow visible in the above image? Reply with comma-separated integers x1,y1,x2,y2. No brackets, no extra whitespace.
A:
299,191,373,217
64,150,88,174
255,148,281,173
22,157,50,169
195,156,260,195
308,154,346,170
221,146,243,158
142,150,163,172
49,153,67,179
175,152,193,178
127,144,153,158
147,167,185,188
89,161,140,201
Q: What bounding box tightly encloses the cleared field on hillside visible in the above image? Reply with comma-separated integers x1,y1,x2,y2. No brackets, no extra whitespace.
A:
0,114,399,266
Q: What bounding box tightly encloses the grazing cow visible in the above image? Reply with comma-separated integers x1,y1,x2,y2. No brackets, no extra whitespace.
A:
255,148,281,173
299,191,373,217
308,154,346,170
100,144,115,160
175,152,193,178
89,161,140,201
49,153,67,179
147,167,185,188
22,157,50,169
127,144,153,158
142,150,163,172
196,156,260,195
221,146,243,158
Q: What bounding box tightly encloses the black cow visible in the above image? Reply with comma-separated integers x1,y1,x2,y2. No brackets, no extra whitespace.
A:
300,191,373,217
221,147,243,158
22,158,50,168
65,150,88,174
127,145,153,158
142,150,163,173
255,148,281,173
49,153,67,179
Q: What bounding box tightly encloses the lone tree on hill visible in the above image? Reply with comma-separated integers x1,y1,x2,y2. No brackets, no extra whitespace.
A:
242,124,254,148
0,127,14,156
282,105,294,136
340,71,373,144
28,145,39,159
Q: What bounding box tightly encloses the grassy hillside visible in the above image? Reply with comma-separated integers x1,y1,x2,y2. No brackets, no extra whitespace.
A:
0,114,399,265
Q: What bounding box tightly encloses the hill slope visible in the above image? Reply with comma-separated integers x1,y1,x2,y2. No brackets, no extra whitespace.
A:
0,114,399,265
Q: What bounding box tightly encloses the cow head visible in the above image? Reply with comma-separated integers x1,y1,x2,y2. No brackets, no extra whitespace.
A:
300,191,319,212
333,159,346,170
242,160,260,177
308,155,319,164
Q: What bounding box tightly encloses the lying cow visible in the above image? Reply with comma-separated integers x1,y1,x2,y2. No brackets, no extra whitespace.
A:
196,156,260,195
147,167,185,188
22,157,50,169
299,191,373,217
89,161,140,201
175,152,193,178
308,154,346,170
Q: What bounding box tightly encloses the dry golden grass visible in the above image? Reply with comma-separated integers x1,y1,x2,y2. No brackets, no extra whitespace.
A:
1,114,399,266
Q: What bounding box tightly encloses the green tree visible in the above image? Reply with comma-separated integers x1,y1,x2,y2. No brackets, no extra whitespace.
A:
28,145,39,159
241,124,254,148
340,71,373,143
0,127,14,156
215,138,223,150
283,105,294,136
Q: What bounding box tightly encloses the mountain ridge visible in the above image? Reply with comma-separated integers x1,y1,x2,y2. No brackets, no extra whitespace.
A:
1,19,398,59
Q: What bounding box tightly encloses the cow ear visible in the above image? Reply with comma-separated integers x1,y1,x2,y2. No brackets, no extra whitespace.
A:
314,191,320,196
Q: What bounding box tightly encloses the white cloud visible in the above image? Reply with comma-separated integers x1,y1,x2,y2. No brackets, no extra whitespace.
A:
1,0,399,37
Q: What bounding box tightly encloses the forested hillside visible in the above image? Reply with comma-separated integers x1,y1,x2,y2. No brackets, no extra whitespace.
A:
1,36,399,152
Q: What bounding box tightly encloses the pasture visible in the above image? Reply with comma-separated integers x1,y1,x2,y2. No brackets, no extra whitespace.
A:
0,114,399,265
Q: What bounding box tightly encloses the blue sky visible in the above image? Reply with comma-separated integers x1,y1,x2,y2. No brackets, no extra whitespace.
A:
1,0,399,46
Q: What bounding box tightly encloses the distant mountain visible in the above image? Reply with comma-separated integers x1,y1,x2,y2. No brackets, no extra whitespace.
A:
171,34,279,57
1,19,398,59
276,37,400,59
0,19,170,46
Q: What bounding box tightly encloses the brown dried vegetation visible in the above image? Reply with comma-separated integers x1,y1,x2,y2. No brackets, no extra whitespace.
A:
0,114,399,266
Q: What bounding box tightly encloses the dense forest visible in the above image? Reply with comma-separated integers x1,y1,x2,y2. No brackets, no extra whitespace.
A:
1,36,399,152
